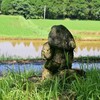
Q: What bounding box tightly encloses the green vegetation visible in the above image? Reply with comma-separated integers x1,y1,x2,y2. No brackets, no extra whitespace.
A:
0,68,100,100
0,54,43,64
0,0,99,99
1,0,12,14
1,0,100,20
1,0,36,19
31,19,100,31
0,15,100,39
0,0,2,10
0,15,47,39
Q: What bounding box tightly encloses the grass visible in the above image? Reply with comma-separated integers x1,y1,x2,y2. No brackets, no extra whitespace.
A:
71,69,100,100
0,67,100,100
0,54,100,63
0,15,47,39
0,15,100,40
30,19,100,32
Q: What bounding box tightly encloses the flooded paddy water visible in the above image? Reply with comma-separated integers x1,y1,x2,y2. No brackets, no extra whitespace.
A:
0,39,100,74
0,39,100,58
0,62,100,75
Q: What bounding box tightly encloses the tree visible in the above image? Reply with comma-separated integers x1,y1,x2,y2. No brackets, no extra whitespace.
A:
8,0,35,19
0,0,2,10
1,0,41,19
1,0,100,20
1,0,12,14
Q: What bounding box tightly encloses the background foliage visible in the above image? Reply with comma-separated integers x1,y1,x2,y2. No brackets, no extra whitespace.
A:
0,0,100,20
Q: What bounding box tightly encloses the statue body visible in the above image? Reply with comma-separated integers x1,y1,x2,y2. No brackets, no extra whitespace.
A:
42,25,76,79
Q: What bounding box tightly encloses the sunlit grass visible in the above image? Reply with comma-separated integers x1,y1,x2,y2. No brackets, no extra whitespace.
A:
0,15,47,39
0,15,100,40
31,19,100,32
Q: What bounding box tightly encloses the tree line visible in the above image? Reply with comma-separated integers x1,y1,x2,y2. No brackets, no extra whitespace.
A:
0,0,100,20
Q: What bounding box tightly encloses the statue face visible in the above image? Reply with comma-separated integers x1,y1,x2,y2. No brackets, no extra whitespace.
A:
41,42,52,59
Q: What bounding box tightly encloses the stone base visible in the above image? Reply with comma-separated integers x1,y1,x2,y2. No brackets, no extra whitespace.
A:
42,68,53,80
42,68,85,80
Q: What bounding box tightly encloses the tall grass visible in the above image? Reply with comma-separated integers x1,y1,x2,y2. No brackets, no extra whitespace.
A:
71,69,100,100
0,67,100,100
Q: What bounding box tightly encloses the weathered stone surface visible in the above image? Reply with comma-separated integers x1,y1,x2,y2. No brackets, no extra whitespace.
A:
41,25,78,79
41,42,53,60
42,68,53,80
42,42,74,73
48,25,76,50
59,69,85,78
44,50,74,73
42,68,85,80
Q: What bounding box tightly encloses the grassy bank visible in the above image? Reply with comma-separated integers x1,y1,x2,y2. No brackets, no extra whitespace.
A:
0,68,100,100
0,55,100,64
0,15,100,40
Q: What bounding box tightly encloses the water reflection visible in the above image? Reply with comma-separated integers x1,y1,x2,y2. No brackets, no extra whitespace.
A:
0,40,100,58
0,42,42,58
74,41,100,57
74,47,100,57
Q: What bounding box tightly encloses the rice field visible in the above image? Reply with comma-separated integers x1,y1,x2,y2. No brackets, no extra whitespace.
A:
0,15,100,40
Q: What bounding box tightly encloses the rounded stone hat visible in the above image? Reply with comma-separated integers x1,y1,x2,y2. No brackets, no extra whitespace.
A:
48,25,76,50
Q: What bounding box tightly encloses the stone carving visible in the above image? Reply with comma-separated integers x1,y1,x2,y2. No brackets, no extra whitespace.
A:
48,25,76,50
42,42,74,74
42,25,84,80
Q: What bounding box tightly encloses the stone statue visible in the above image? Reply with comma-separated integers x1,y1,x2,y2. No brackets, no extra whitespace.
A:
41,25,84,80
